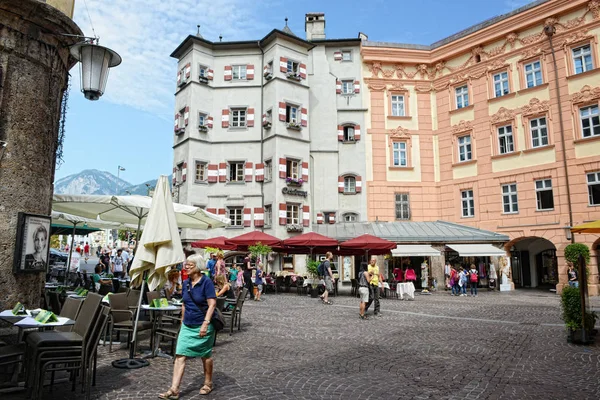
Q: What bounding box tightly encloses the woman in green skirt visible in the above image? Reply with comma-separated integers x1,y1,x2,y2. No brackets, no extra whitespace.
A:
159,254,217,398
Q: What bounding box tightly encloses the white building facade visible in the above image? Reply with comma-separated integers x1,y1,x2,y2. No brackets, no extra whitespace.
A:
170,14,367,271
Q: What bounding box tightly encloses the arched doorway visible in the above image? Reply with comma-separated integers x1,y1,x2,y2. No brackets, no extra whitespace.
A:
507,237,557,289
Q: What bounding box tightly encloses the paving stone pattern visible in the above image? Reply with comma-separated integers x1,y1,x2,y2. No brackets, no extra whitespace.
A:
8,291,600,400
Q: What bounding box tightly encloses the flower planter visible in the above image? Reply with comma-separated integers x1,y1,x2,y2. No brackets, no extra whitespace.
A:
263,122,272,129
198,76,209,84
198,126,208,133
310,286,319,298
286,123,302,130
264,73,273,80
567,328,595,344
286,73,302,81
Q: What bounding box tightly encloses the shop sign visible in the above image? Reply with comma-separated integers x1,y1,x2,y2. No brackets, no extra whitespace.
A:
282,187,307,197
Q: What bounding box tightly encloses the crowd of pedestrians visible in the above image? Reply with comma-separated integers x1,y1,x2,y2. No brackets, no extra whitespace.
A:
447,263,480,297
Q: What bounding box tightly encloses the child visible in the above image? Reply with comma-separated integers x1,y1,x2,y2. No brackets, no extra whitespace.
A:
458,267,467,297
254,262,264,301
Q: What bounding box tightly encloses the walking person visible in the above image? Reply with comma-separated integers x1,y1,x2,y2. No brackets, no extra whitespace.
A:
83,242,90,262
358,266,372,319
243,253,254,301
214,253,227,278
206,253,217,279
111,249,125,278
468,264,478,297
254,262,264,301
321,252,335,305
235,264,244,298
228,263,238,294
159,254,217,398
365,256,382,316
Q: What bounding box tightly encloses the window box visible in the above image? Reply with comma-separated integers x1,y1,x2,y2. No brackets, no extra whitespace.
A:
175,127,185,135
198,76,209,84
286,121,302,130
286,72,302,81
198,125,208,133
286,224,304,233
285,177,304,186
263,121,272,129
264,72,273,80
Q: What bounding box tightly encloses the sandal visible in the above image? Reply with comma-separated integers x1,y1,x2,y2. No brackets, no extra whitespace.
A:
200,382,213,395
158,388,180,399
323,300,333,305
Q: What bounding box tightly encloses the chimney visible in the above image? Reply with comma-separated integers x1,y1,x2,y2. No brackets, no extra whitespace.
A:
305,12,325,40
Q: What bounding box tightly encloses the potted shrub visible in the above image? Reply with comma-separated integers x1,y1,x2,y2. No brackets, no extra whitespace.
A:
248,242,272,266
286,121,302,130
560,285,597,344
306,259,321,298
564,243,591,281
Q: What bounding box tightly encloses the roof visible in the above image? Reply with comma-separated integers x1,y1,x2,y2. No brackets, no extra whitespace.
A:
363,0,551,50
170,28,315,58
311,221,509,243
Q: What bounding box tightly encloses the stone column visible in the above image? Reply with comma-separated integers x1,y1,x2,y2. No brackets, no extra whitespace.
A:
0,0,82,307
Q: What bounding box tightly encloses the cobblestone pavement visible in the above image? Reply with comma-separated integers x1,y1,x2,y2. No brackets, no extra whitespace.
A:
5,290,600,400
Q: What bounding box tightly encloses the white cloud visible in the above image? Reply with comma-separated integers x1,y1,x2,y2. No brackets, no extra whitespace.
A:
72,0,279,115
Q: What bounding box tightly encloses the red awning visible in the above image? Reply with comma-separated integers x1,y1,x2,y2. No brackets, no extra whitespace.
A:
191,236,237,250
224,230,282,248
282,232,339,248
339,234,396,255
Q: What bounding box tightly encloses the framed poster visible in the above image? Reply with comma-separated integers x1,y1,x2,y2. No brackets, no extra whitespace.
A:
13,212,51,273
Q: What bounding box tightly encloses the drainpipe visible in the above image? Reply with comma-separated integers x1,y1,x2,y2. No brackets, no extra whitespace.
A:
258,40,265,232
545,25,574,244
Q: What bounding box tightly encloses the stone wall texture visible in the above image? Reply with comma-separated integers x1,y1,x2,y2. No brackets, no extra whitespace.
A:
0,0,81,307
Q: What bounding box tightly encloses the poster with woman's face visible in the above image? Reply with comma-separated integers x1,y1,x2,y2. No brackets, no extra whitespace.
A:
19,215,51,272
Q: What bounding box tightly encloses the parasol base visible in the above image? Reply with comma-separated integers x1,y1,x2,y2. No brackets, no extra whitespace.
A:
112,358,149,369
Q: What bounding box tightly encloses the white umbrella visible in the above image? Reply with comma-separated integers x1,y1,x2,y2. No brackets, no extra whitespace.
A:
52,194,229,230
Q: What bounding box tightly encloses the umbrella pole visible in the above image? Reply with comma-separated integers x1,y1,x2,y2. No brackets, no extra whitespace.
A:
64,223,77,286
112,270,149,369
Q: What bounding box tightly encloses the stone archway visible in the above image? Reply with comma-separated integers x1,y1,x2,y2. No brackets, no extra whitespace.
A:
505,237,557,289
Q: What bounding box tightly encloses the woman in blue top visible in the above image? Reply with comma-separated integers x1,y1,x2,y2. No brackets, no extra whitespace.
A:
159,254,216,399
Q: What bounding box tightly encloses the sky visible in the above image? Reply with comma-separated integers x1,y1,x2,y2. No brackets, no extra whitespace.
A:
57,0,534,185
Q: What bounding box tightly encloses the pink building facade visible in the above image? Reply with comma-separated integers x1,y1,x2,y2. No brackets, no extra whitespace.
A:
362,0,600,294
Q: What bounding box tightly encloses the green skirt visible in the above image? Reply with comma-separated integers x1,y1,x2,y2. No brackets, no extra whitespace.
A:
175,323,215,358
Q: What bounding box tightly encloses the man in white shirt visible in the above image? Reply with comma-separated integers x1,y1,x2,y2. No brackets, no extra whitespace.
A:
111,249,125,278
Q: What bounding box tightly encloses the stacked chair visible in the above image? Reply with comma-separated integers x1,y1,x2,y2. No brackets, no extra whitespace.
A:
24,292,108,399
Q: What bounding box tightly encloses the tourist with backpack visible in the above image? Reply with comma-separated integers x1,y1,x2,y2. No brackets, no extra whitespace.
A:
449,266,459,296
468,264,479,296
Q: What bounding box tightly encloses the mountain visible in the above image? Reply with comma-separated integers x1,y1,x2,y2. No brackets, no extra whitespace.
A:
54,170,170,196
54,169,133,195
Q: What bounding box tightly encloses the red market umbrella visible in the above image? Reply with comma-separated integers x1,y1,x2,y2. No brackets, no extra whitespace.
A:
340,234,396,256
282,232,339,247
191,236,237,250
224,230,282,248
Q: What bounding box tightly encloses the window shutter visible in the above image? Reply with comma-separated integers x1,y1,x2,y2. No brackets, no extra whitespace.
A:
333,51,342,61
356,176,362,193
262,113,267,125
301,108,308,127
354,80,360,94
302,205,310,227
279,57,288,73
302,161,308,182
207,69,214,80
247,64,254,80
329,213,336,224
182,162,187,182
338,176,344,193
244,162,253,182
218,208,226,216
207,164,218,183
247,108,255,127
255,163,264,182
317,213,323,224
185,63,191,79
337,125,344,141
278,203,287,225
222,109,229,128
172,167,177,186
224,65,232,81
174,114,179,132
184,106,189,126
254,207,264,227
243,208,251,227
206,116,213,128
206,208,217,214
336,80,342,94
278,102,286,122
278,158,287,179
218,163,227,183
299,63,306,79
354,124,361,141
177,71,181,86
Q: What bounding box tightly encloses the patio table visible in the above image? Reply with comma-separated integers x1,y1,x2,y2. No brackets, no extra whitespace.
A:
141,304,179,358
397,282,415,300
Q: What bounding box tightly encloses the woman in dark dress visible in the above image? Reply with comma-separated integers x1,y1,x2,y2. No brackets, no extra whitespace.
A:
242,253,254,300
